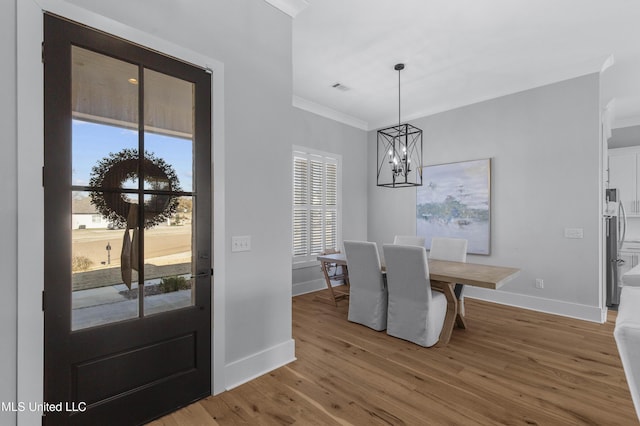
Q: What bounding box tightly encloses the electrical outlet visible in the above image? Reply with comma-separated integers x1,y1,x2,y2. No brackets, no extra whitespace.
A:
232,236,251,252
535,278,544,289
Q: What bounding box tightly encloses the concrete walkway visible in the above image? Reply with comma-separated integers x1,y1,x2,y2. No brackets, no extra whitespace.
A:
71,284,192,330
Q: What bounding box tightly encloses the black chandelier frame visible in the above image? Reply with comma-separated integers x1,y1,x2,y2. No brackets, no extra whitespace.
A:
376,63,423,188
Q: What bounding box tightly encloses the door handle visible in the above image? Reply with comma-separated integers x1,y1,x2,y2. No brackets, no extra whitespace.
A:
191,269,213,279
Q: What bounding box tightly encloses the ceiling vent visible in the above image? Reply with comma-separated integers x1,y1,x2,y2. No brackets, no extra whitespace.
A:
331,83,350,92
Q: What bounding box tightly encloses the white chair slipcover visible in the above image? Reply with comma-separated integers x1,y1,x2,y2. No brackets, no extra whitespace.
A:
393,235,426,247
383,244,447,347
429,237,468,262
429,237,468,313
343,241,387,331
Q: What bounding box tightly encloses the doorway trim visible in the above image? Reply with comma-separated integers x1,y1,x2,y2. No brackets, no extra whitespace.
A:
17,1,227,422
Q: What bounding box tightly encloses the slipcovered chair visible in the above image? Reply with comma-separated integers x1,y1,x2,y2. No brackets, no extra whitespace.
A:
429,237,468,313
393,235,426,247
343,241,387,331
614,286,640,422
383,244,447,347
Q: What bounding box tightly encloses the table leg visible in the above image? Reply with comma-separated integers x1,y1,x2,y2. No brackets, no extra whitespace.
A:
321,261,339,307
430,280,466,345
455,297,467,329
342,264,350,287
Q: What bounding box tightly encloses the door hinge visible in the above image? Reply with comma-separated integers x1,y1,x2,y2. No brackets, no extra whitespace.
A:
41,42,45,64
42,290,46,311
42,166,45,187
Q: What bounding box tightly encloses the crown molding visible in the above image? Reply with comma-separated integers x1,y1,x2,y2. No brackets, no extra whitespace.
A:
601,54,615,74
264,0,309,18
293,96,369,130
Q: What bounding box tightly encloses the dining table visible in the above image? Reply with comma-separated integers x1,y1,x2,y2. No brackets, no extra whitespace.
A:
316,252,520,345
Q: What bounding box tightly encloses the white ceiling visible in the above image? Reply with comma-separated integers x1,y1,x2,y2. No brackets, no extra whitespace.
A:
291,0,640,130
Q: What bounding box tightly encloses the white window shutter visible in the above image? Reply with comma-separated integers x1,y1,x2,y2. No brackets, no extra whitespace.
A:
293,157,308,206
293,209,308,256
310,160,323,206
292,148,341,263
325,163,337,206
310,210,323,254
325,210,337,250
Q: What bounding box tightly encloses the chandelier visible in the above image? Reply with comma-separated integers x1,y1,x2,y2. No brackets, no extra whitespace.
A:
376,64,423,188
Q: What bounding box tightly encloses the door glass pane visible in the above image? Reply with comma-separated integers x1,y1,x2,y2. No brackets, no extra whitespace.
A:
71,46,142,330
72,191,139,330
144,68,194,192
143,68,196,315
144,196,195,315
72,46,139,189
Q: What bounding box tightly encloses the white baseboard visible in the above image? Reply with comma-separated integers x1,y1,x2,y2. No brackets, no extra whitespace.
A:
292,278,325,296
293,281,606,322
225,339,296,390
292,278,344,296
465,287,606,323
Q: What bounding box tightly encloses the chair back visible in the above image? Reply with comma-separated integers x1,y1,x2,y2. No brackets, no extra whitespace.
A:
393,235,426,247
343,240,387,331
429,237,468,262
383,244,447,347
384,244,432,303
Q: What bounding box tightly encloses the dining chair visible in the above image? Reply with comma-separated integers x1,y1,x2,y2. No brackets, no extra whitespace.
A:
383,244,447,347
429,237,468,313
343,240,387,331
393,235,426,247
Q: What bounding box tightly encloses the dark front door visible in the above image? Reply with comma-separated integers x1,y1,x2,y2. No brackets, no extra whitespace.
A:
43,14,212,425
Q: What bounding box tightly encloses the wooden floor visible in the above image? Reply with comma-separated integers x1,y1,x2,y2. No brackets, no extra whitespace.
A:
149,288,637,425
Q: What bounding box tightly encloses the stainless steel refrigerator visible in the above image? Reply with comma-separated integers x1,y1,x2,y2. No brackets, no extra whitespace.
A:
606,188,626,306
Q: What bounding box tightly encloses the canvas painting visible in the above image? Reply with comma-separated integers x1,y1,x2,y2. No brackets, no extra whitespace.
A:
417,158,491,255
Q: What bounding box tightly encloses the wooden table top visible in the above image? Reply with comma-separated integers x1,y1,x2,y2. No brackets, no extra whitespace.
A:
316,253,348,265
317,253,520,290
428,259,520,290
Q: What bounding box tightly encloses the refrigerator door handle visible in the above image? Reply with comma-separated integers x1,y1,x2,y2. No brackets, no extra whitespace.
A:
620,202,627,250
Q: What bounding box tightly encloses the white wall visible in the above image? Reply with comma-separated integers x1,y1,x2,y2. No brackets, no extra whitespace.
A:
368,74,603,321
290,108,368,294
0,0,17,424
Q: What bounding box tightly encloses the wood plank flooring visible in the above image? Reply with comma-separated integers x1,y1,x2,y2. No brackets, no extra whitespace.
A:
149,289,637,425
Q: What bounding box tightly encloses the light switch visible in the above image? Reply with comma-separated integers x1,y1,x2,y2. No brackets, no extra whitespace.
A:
232,236,251,252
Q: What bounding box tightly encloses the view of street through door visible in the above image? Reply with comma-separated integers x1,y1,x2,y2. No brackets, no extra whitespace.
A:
70,115,197,330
